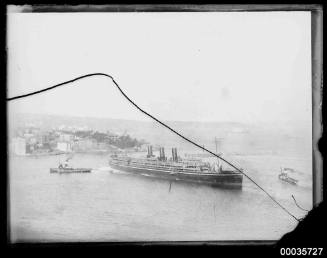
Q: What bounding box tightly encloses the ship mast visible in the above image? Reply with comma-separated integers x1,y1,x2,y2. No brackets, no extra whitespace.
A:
215,137,218,154
214,137,222,172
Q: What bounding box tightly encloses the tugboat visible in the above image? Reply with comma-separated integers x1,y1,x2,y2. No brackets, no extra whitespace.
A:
50,158,91,174
278,167,298,185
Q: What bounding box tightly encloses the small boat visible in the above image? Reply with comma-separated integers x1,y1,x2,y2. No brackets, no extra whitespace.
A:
50,167,91,173
278,167,298,185
50,158,91,174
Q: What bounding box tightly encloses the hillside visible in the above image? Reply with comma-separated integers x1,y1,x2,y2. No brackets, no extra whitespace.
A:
8,112,311,157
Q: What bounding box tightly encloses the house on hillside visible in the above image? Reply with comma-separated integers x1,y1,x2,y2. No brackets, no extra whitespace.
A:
57,141,73,152
73,138,97,152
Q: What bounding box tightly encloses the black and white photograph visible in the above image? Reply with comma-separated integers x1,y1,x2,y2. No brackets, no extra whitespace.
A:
6,5,323,245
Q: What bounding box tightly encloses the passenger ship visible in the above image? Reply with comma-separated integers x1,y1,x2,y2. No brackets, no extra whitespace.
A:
109,146,243,189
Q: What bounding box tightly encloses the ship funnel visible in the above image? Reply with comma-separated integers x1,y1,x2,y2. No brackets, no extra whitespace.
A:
172,148,178,162
159,147,166,161
147,145,153,158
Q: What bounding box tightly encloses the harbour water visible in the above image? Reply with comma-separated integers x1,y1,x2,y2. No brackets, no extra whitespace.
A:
9,149,312,242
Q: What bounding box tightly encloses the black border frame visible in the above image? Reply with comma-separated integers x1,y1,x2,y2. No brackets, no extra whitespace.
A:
3,3,324,254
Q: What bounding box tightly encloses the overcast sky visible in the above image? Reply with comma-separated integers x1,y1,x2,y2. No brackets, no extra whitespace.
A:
7,11,311,126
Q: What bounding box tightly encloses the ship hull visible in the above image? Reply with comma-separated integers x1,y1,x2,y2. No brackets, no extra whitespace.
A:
109,162,243,189
50,168,91,174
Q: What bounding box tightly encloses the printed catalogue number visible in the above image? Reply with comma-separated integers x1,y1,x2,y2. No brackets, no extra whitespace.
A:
280,248,323,256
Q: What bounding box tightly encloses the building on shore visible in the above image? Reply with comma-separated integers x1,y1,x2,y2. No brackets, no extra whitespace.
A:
11,137,26,155
107,132,119,142
58,133,74,142
73,138,97,152
57,141,73,152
